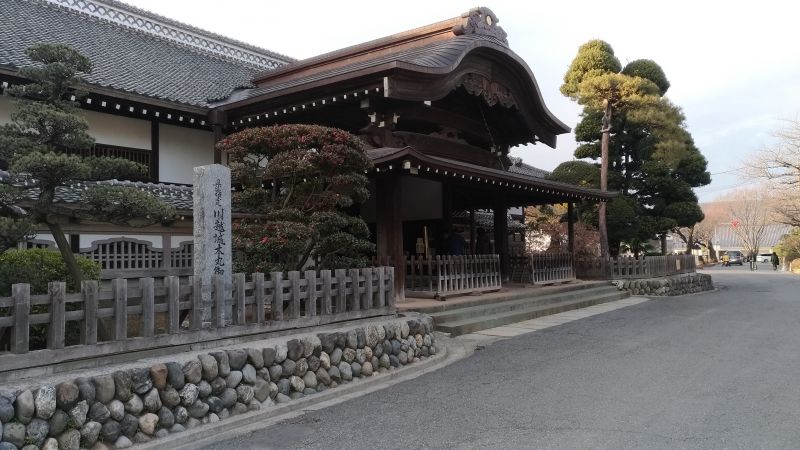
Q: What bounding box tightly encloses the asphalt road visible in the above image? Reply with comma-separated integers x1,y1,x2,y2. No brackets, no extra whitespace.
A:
202,265,800,449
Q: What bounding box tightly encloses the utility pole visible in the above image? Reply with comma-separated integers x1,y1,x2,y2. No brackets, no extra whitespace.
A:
599,98,611,258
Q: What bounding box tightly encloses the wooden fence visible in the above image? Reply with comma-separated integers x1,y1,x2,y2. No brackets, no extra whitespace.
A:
576,255,697,280
0,267,394,374
405,254,501,299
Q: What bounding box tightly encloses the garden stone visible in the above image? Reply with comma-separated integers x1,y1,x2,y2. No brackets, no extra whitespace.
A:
123,395,142,415
169,424,185,434
69,400,89,427
179,384,198,406
320,352,331,370
275,394,290,404
173,406,188,424
389,354,400,367
257,368,270,382
383,324,394,340
3,422,24,447
364,346,373,360
262,347,277,367
226,349,247,370
89,402,110,423
338,362,353,381
34,385,56,420
219,389,238,409
365,324,380,348
57,429,80,450
113,372,133,402
107,400,124,421
150,364,168,389
430,345,437,355
328,365,341,382
277,379,291,396
100,419,121,442
374,342,383,357
318,333,336,354
236,385,255,404
342,348,356,363
25,418,48,447
198,354,218,380
289,376,305,393
226,371,243,388
274,342,288,364
138,413,158,435
420,346,429,357
211,377,227,395
247,400,261,411
301,336,315,358
401,341,410,352
306,355,321,372
80,421,101,447
143,388,162,413
160,387,180,409
415,334,424,348
15,390,34,424
0,396,14,422
376,323,386,341
156,429,169,439
165,362,185,389
399,351,408,365
281,359,296,379
130,368,152,395
228,402,246,416
119,414,138,438
246,348,264,369
56,382,80,411
371,356,379,370
185,418,200,429
289,392,304,400
356,348,367,364
206,396,223,414
157,407,174,428
187,400,208,419
391,340,402,355
42,438,58,450
208,413,219,423
132,431,151,444
268,365,282,381
379,354,390,369
286,339,303,361
197,380,212,398
242,364,257,384
424,335,432,347
268,382,278,400
253,379,270,403
209,351,231,378
182,360,202,384
330,348,342,366
114,436,132,449
302,371,318,389
294,358,308,377
346,330,358,349
316,368,332,386
362,361,374,377
383,339,391,355
356,328,366,348
351,362,362,378
48,409,69,437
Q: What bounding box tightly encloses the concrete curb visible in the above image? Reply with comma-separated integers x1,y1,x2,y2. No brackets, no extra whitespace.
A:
136,333,471,449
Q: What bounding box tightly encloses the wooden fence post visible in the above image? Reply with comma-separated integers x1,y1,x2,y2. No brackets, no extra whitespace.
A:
213,275,226,328
376,267,386,307
288,271,301,320
81,280,98,345
364,268,374,310
253,273,265,324
12,283,30,353
112,278,127,340
191,276,203,330
336,269,347,313
271,272,284,322
349,268,361,312
48,282,66,350
305,270,317,318
233,273,246,325
320,270,332,315
140,277,155,338
166,276,180,334
387,266,396,307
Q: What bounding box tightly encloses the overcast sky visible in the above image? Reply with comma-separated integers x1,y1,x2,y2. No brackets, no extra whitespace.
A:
123,0,800,202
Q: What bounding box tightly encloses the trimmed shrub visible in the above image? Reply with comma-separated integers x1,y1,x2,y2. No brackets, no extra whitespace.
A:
0,248,100,296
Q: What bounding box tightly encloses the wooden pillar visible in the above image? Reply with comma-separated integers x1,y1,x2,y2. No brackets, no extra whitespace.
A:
493,192,509,281
376,174,404,301
209,109,227,164
469,209,476,254
567,202,575,258
150,119,160,182
161,233,173,270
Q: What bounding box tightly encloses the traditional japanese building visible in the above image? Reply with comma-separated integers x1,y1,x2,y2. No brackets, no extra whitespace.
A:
1,0,613,297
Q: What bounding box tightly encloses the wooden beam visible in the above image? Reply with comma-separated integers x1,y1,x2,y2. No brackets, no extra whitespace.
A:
493,192,509,281
376,173,405,302
150,119,160,182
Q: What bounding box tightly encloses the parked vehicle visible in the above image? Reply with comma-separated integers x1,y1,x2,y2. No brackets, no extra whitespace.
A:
726,251,744,266
759,253,772,263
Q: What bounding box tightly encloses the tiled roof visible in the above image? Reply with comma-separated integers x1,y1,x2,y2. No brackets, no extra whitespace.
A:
452,210,526,231
508,157,550,178
18,179,195,210
1,0,290,107
713,224,794,249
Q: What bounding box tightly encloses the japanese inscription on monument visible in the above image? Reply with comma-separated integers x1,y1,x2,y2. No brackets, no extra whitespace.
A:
194,164,232,323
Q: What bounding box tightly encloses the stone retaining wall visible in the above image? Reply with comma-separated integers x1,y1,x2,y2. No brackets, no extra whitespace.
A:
614,273,714,296
0,317,436,450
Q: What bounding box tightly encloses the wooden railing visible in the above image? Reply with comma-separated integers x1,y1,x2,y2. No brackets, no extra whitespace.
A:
405,254,501,298
78,238,192,279
0,267,394,372
530,252,575,284
576,255,697,280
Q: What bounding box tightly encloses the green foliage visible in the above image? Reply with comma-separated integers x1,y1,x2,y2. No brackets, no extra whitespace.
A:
81,187,177,226
0,248,100,296
776,229,800,264
560,40,622,98
548,161,600,188
221,124,374,272
622,59,671,95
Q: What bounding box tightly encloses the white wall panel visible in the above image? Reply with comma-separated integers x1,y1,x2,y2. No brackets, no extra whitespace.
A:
82,109,151,149
159,123,215,184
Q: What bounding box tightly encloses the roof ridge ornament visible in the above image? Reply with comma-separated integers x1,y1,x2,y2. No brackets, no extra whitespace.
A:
452,7,508,45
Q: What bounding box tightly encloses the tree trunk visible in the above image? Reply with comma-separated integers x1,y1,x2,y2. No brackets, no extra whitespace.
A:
685,228,694,254
47,221,83,289
660,233,667,255
598,99,612,258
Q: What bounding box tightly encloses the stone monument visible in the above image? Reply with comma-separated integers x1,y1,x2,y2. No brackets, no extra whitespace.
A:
193,164,232,323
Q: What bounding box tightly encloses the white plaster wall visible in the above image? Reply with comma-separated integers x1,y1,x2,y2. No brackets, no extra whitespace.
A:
159,123,215,184
0,95,13,125
82,108,151,149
